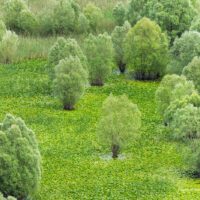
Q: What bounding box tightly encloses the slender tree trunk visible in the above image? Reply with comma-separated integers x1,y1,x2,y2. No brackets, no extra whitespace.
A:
112,144,120,159
64,104,74,111
119,61,126,73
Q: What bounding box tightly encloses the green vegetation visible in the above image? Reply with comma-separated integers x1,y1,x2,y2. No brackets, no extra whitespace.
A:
97,94,141,158
0,114,41,199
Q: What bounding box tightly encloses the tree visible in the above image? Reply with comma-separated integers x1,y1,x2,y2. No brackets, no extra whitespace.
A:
111,21,131,73
144,0,196,43
53,0,76,34
183,57,200,93
47,37,87,80
164,93,200,126
4,0,38,35
124,17,169,80
77,13,89,34
53,56,88,110
84,33,114,86
113,2,126,26
97,94,141,159
170,104,200,140
84,3,103,32
0,114,41,199
126,0,148,25
155,75,196,119
167,31,200,74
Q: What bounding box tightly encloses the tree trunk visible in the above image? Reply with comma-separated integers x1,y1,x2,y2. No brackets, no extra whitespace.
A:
64,104,74,111
112,144,120,159
91,79,104,86
119,61,126,73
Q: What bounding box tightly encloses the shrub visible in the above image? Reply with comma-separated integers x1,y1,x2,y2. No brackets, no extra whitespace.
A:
113,2,126,26
53,56,88,110
182,57,200,93
4,0,38,35
124,17,169,80
0,30,18,64
144,0,196,43
167,31,200,74
155,75,196,118
0,114,41,199
47,37,87,79
0,193,16,200
77,13,89,34
84,3,103,32
164,93,200,125
97,94,141,158
111,21,131,73
126,0,148,25
52,0,76,34
84,33,114,86
170,104,200,140
190,16,200,32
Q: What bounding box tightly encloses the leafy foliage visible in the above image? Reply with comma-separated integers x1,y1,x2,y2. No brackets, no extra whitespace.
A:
84,33,113,86
53,56,88,110
111,21,131,73
97,94,141,158
124,17,169,80
182,57,200,93
190,16,200,32
0,114,41,199
155,74,196,117
167,31,200,74
84,3,103,32
113,2,126,26
47,37,87,79
77,13,90,33
0,192,16,200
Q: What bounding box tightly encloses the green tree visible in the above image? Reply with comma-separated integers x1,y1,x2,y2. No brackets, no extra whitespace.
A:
183,57,200,93
97,94,141,159
111,21,131,73
53,56,88,110
47,37,87,79
84,3,103,32
144,0,196,42
84,33,114,86
167,31,200,74
155,75,196,119
0,114,41,199
113,2,126,26
77,13,89,33
190,16,200,32
124,17,169,80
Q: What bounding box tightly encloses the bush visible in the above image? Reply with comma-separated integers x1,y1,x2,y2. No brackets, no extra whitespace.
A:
0,30,18,64
47,37,87,79
0,114,41,199
170,104,200,140
111,21,131,73
84,3,103,32
113,2,126,26
182,57,200,93
167,31,200,74
124,17,169,80
144,0,196,43
52,0,76,34
155,74,196,118
4,0,38,35
97,94,141,158
53,56,88,110
0,193,16,200
84,33,114,86
190,16,200,32
164,93,200,126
